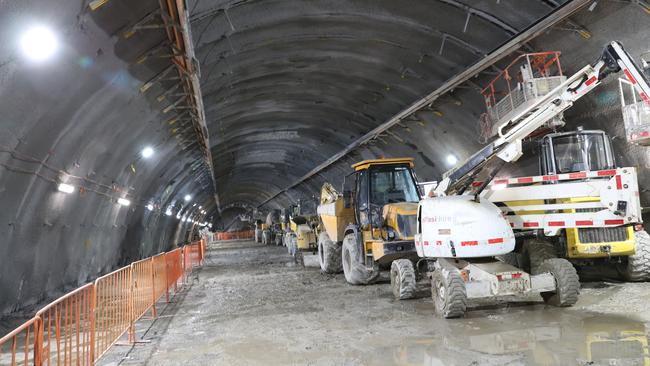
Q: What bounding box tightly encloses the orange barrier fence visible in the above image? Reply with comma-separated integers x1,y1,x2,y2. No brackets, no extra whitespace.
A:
37,283,94,366
213,230,254,241
0,240,207,366
93,266,131,360
0,316,40,366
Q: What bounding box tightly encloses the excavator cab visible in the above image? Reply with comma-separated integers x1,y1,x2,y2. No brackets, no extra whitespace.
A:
540,128,616,175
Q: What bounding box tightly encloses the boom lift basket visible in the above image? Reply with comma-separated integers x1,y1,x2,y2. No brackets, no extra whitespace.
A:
480,52,567,141
619,78,650,145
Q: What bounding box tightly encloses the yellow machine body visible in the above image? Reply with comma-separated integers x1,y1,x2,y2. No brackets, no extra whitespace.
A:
562,197,636,258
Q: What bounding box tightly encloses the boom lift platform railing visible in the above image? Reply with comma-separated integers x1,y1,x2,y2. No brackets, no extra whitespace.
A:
619,53,650,145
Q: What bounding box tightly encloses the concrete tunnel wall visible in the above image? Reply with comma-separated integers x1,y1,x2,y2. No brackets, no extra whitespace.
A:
0,1,211,314
0,0,649,315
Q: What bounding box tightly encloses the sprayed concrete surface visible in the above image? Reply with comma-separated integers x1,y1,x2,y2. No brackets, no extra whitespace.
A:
97,240,650,365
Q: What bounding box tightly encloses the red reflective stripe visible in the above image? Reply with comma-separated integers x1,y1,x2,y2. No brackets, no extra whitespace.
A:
523,222,539,228
616,175,623,190
642,131,650,137
461,241,478,246
604,219,625,225
597,169,617,176
585,76,598,86
641,92,650,107
493,179,509,185
517,177,534,184
624,69,637,84
511,273,522,279
548,221,565,227
576,220,593,226
569,172,587,179
488,238,504,244
471,181,483,187
424,241,430,246
543,175,559,181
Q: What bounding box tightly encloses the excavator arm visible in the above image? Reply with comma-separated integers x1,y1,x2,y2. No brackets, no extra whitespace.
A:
435,41,650,197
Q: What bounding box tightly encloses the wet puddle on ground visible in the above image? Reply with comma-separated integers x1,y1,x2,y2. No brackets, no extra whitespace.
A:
366,308,650,366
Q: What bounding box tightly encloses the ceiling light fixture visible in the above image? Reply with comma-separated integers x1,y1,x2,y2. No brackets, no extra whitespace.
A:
146,203,154,211
141,146,154,159
184,194,192,202
20,26,58,62
446,154,458,166
117,198,131,206
57,183,75,194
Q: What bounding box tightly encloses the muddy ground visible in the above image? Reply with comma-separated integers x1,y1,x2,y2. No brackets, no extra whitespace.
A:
97,240,650,366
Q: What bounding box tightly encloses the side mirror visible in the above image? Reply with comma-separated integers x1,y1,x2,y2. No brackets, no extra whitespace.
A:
343,190,353,208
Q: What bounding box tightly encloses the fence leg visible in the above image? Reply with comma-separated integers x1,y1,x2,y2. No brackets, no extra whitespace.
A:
90,283,96,362
164,253,170,303
129,264,136,343
34,316,43,366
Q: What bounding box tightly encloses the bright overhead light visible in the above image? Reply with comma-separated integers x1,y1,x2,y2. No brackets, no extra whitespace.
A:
57,183,74,194
141,146,154,159
446,154,458,166
20,26,58,62
198,206,202,209
146,203,154,211
117,198,131,206
165,209,172,216
184,194,192,202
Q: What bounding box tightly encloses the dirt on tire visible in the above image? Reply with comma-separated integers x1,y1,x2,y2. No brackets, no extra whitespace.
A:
341,233,378,285
623,230,650,282
318,232,342,273
390,259,416,300
431,268,467,318
539,258,580,307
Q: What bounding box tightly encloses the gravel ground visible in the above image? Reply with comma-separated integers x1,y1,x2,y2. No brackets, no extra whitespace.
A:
96,240,650,366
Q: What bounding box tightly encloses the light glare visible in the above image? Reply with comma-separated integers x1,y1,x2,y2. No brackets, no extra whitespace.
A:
446,154,458,166
117,198,131,206
146,203,154,211
184,194,192,202
21,26,58,62
57,183,74,194
141,146,154,159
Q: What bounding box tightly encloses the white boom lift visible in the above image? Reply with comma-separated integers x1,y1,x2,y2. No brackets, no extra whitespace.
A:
415,41,650,318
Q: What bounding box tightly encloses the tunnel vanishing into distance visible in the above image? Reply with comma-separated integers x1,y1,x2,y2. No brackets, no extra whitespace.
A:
1,0,649,316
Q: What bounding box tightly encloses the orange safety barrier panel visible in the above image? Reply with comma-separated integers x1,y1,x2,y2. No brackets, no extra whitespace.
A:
130,259,153,323
214,230,254,241
165,248,183,295
1,242,205,366
36,284,94,366
0,316,39,366
93,266,131,361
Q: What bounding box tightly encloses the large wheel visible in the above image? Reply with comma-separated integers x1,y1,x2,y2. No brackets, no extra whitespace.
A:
390,259,417,300
539,258,580,307
431,268,467,318
623,230,650,282
318,232,342,273
523,238,557,275
341,233,379,285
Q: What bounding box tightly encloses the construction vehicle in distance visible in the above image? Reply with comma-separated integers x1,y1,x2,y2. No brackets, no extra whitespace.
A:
416,41,650,318
476,48,650,281
317,158,420,299
283,203,319,257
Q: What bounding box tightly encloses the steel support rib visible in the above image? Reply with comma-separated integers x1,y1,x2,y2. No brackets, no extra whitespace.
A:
256,0,591,208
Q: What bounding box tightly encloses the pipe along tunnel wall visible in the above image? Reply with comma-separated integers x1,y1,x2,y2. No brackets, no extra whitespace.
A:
0,0,649,315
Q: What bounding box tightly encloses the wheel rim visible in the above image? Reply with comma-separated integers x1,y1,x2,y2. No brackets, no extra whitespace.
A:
433,275,445,312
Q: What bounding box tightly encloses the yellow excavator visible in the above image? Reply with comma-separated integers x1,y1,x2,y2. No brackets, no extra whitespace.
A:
317,158,421,299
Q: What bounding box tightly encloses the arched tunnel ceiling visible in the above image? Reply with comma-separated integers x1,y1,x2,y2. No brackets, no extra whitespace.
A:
188,0,570,216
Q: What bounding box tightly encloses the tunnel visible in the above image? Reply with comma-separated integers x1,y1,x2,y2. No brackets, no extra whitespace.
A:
1,0,650,364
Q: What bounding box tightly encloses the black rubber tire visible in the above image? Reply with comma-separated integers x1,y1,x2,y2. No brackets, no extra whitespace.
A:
523,238,557,275
390,259,416,300
539,258,580,307
431,268,467,318
318,232,342,273
623,230,650,282
342,233,379,285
